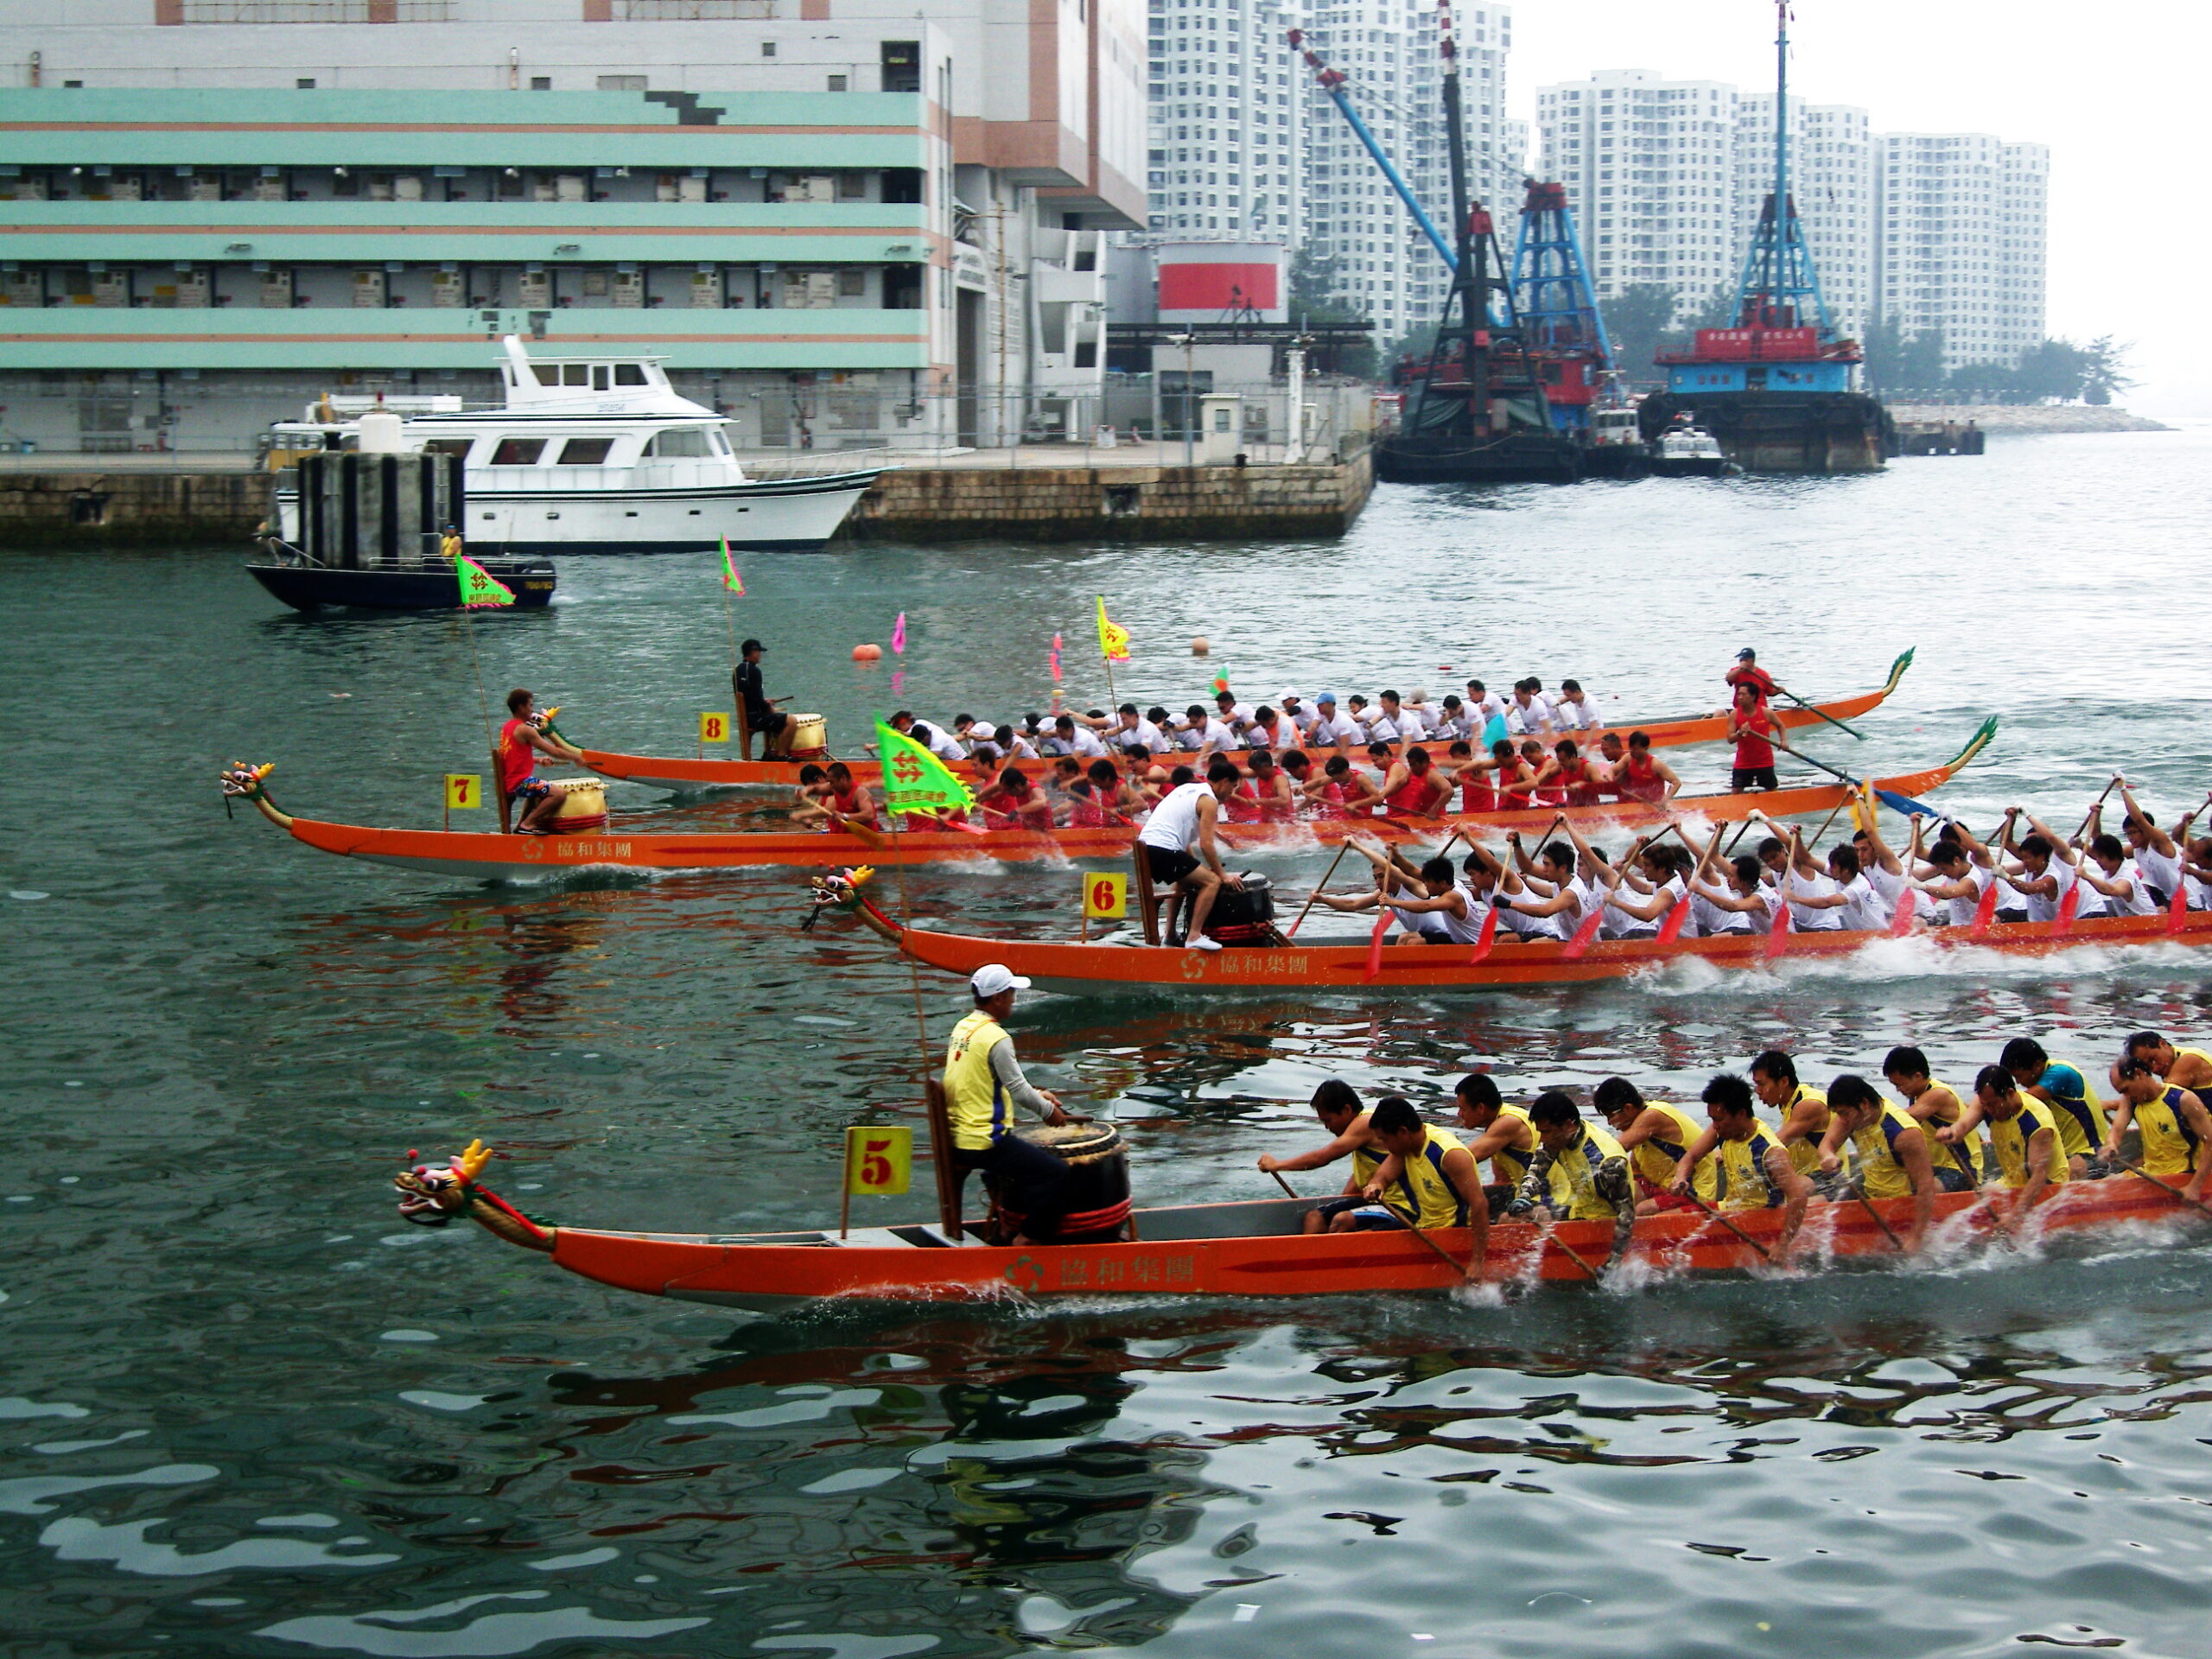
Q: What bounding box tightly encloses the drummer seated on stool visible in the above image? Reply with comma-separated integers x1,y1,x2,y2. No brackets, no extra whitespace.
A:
498,688,589,836
944,963,1078,1244
734,637,791,758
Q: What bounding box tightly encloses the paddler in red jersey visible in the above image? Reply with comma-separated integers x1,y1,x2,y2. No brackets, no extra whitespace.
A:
795,760,880,830
496,689,589,835
1245,749,1298,822
1726,646,1779,705
1726,682,1779,792
1548,739,1603,806
1376,745,1451,821
1611,730,1681,804
976,766,1056,832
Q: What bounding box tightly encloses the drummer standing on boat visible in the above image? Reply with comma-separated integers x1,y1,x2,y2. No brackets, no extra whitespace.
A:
944,964,1077,1245
1137,760,1244,951
734,638,791,758
497,689,589,835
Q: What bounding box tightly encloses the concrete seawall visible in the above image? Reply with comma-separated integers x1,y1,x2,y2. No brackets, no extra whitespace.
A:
0,449,1376,547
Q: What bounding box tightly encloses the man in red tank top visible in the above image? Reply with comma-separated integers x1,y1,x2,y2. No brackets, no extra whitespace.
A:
1727,684,1779,792
1377,747,1451,820
497,689,588,834
1726,647,1778,706
1614,730,1682,804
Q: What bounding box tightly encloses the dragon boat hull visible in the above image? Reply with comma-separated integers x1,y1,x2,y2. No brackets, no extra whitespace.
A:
862,906,2212,998
582,650,1916,794
538,1179,2201,1311
239,733,1981,881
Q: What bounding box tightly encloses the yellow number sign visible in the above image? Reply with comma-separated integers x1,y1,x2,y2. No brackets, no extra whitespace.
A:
700,710,732,744
844,1125,912,1196
445,773,482,810
1083,871,1128,919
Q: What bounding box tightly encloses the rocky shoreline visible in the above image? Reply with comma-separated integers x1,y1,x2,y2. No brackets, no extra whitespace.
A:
1885,404,2171,435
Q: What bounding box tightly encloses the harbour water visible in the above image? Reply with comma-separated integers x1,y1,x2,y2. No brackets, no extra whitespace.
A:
6,428,2212,1657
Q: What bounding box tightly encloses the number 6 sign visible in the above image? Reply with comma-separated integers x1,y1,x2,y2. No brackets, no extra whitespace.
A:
1083,872,1128,919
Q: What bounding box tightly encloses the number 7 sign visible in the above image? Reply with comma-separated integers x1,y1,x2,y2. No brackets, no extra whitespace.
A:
445,774,481,810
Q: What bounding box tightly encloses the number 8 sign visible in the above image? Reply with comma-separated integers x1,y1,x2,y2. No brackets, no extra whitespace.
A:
1083,872,1128,919
700,710,731,744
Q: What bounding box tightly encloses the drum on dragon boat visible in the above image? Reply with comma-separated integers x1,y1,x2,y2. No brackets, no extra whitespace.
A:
546,779,608,832
988,1121,1132,1244
783,713,830,759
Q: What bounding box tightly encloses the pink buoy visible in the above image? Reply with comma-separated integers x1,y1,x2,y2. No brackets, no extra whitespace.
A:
1192,636,1211,656
852,643,883,662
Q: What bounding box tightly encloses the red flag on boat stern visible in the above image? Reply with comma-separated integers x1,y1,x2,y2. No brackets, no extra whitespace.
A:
1560,900,1605,961
1467,901,1500,964
1362,906,1391,982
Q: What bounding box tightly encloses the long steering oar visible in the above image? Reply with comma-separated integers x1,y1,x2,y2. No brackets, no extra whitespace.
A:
2113,1154,2212,1224
1675,1187,1773,1262
1770,682,1865,741
1774,719,1998,820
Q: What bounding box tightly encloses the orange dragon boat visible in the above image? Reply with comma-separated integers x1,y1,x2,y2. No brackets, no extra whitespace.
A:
396,1136,2210,1312
220,709,1982,884
583,649,1917,794
853,903,2212,999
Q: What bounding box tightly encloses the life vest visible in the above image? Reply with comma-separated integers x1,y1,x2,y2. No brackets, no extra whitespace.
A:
1848,1102,1968,1199
497,718,537,795
1986,1097,2069,1189
1625,1102,1718,1202
943,1011,1012,1154
2136,1085,2203,1179
2035,1062,2108,1158
1382,1125,1473,1230
1713,1128,1788,1212
1542,1121,1628,1220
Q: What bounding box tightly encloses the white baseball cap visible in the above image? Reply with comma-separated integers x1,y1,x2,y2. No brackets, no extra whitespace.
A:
970,963,1032,998
1279,688,1302,703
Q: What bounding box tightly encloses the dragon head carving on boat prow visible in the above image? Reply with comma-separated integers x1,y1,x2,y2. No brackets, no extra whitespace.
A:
219,760,293,829
800,864,879,931
395,1139,557,1253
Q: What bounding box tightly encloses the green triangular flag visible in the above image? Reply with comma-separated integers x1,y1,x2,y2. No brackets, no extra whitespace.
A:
874,718,976,818
457,555,515,610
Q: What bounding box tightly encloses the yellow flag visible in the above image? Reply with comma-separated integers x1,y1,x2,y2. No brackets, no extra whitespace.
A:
1083,871,1128,918
844,1125,912,1196
444,773,482,810
700,711,731,744
1096,594,1131,663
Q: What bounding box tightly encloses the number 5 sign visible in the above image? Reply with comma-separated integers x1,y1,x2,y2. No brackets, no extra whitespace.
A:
840,1125,912,1236
1083,872,1128,918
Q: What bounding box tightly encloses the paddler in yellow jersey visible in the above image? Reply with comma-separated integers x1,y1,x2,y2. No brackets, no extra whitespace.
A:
1503,1091,1637,1267
1260,1079,1394,1236
943,963,1077,1245
1452,1073,1541,1217
1883,1045,1986,1184
2102,1059,2212,1200
1943,1065,2067,1238
1671,1074,1812,1260
1814,1073,1967,1254
1750,1050,1833,1184
2000,1037,2108,1178
1366,1096,1489,1282
1592,1077,1718,1214
2119,1031,2212,1098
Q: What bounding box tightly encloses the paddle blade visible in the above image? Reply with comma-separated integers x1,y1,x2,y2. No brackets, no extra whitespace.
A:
2169,870,2190,936
2055,874,2083,937
1560,899,1605,960
1467,901,1499,964
1889,880,1918,938
1874,789,1937,818
1656,891,1690,944
1765,895,1791,960
1362,907,1391,982
1969,871,1999,938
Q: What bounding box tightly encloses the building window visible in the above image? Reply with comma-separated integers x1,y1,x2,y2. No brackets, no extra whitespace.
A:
618,0,776,16
827,74,848,92
180,0,455,17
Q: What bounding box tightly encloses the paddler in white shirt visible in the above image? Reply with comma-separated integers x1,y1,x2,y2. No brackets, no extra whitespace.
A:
1135,760,1244,950
2075,828,2159,918
1551,679,1603,732
1465,678,1510,728
1912,830,1997,926
1505,678,1560,736
2117,783,2185,906
1496,834,1588,941
1308,691,1363,752
1278,690,1319,741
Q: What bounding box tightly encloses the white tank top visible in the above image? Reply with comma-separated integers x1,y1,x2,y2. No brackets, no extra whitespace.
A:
1440,884,1490,944
1138,781,1207,853
1946,866,1992,927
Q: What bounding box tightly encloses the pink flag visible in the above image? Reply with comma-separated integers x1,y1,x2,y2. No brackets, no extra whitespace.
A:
1050,632,1063,683
891,612,907,655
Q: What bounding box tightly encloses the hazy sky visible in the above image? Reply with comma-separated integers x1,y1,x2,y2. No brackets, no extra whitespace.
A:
1507,1,2209,413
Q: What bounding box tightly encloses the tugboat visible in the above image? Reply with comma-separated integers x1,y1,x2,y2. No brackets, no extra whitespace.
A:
1373,16,1581,485
1640,2,1894,474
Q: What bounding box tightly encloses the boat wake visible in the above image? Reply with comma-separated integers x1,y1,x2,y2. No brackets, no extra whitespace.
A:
1626,934,2208,997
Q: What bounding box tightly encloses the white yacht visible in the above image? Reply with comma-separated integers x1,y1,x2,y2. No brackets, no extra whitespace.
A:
1649,416,1737,479
269,336,886,553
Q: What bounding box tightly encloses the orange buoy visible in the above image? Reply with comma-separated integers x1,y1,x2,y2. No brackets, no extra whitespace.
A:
1192,636,1211,656
852,643,883,662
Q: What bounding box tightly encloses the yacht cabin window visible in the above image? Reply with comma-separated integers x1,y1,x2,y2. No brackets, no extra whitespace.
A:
556,437,614,465
613,364,649,386
488,437,547,465
645,429,712,458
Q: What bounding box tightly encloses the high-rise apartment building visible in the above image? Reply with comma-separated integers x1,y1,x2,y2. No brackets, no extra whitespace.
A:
1535,71,1741,317
1734,96,1872,341
1875,134,2048,374
1143,1,1514,351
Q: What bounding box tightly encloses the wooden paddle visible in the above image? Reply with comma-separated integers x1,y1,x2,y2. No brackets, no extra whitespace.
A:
2113,1154,2212,1224
1285,838,1354,940
1673,1187,1772,1262
1848,1182,1910,1252
1538,1216,1606,1281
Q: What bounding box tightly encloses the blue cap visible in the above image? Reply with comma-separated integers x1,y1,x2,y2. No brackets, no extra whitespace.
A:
1316,690,1338,704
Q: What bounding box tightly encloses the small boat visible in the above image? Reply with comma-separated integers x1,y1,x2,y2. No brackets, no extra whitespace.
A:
245,543,556,614
582,649,1917,795
223,719,1986,881
403,1140,2212,1312
1648,418,1738,478
267,334,885,554
853,903,2212,1000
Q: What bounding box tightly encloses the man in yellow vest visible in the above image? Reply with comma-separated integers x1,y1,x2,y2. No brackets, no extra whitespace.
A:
943,963,1075,1243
